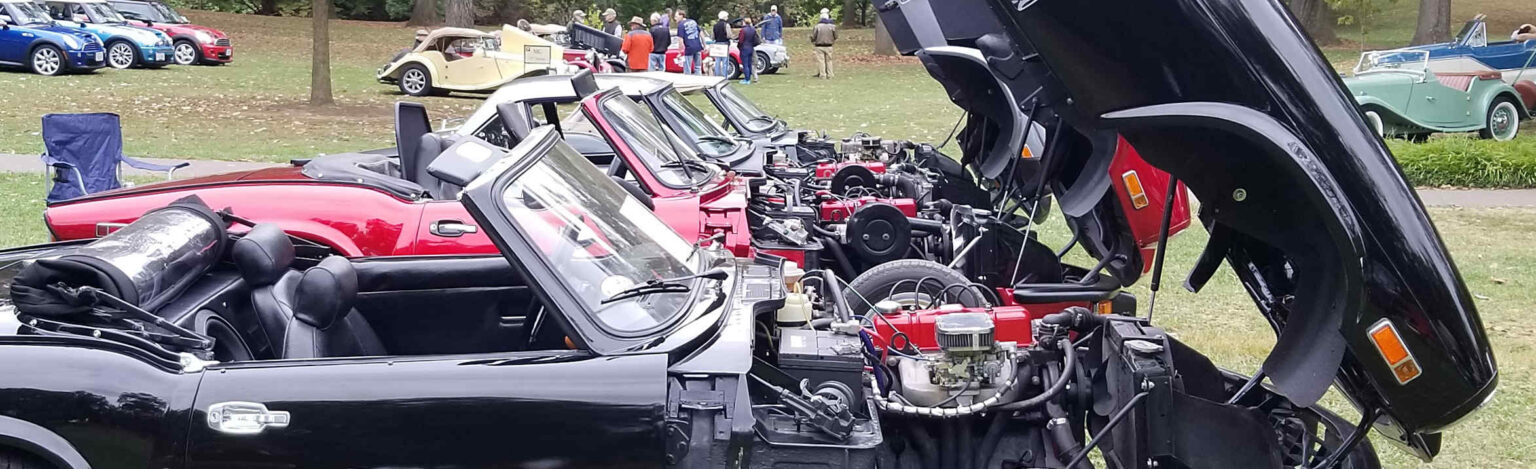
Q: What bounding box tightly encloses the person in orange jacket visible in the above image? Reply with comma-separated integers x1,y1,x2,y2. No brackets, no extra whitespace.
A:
620,17,655,72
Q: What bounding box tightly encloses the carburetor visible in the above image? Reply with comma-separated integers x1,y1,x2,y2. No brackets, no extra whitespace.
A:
894,312,1017,407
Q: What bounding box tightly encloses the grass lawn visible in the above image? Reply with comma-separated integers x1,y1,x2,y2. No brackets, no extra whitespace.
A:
1,3,1535,467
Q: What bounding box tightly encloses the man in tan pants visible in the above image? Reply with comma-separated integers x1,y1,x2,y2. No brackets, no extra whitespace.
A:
811,8,837,79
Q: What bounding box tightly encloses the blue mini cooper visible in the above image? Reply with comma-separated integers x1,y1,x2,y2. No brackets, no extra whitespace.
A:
41,0,170,69
0,0,104,75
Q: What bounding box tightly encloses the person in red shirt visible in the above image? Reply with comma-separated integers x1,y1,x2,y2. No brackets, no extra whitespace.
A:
620,17,655,72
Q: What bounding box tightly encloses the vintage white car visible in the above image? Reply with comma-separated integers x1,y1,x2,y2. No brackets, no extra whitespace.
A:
376,26,578,96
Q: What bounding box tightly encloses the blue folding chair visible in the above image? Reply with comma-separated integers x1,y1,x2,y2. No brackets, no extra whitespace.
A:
40,113,189,204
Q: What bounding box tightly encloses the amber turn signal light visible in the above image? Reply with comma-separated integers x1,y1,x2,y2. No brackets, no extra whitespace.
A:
1368,319,1422,384
1121,171,1150,210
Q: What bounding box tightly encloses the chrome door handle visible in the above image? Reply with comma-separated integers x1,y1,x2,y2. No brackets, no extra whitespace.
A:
430,220,479,237
207,402,290,435
1424,96,1436,102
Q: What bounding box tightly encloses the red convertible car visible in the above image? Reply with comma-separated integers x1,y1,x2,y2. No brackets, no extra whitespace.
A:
45,78,753,258
109,0,230,65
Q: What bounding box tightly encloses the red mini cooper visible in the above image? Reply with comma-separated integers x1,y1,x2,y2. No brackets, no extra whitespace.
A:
109,0,230,65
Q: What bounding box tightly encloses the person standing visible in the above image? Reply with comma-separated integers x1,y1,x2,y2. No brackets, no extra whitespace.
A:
649,13,671,72
621,17,653,71
711,11,733,77
601,9,622,36
762,5,783,45
661,8,673,28
738,14,760,84
677,9,703,75
810,9,837,79
571,9,587,26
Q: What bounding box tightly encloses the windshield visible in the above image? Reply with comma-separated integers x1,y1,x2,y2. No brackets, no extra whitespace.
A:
659,89,740,157
150,2,183,22
715,84,779,132
82,2,125,23
501,140,699,333
4,1,55,25
596,93,718,188
1353,49,1428,75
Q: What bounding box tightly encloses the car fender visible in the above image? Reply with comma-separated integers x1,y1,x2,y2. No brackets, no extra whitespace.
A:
1471,83,1532,119
0,416,90,469
378,56,432,81
24,37,71,57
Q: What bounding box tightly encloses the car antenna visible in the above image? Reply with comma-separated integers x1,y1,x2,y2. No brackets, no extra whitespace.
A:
1145,176,1181,322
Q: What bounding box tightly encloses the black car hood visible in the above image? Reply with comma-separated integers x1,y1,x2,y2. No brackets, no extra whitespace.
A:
879,0,1496,460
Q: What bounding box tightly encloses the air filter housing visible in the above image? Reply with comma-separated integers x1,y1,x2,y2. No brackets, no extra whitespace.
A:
935,312,995,354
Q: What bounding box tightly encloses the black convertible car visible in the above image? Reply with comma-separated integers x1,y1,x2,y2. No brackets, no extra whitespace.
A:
0,0,1499,467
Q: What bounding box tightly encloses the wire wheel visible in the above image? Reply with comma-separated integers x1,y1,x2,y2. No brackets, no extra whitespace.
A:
108,42,136,69
173,41,199,65
399,66,430,96
31,46,62,76
1482,99,1520,141
754,51,769,75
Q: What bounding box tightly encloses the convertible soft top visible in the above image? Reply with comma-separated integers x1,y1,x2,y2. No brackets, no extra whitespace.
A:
411,27,493,53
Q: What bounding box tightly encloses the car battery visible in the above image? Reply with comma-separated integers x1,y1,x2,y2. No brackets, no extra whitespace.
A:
777,328,867,415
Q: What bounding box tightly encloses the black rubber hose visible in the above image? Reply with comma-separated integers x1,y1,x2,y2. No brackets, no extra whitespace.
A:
813,232,859,280
907,420,939,469
909,217,946,234
957,416,974,469
996,339,1075,411
1046,397,1090,469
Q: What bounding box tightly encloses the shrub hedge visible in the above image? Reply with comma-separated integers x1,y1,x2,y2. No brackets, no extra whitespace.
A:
1387,134,1536,188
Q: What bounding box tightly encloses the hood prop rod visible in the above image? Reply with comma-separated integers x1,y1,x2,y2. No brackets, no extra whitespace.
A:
1145,177,1180,322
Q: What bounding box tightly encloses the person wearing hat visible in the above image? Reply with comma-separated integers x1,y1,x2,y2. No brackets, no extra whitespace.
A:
810,8,837,79
711,11,734,77
762,5,783,45
649,13,671,72
602,9,622,36
572,10,587,25
621,16,654,71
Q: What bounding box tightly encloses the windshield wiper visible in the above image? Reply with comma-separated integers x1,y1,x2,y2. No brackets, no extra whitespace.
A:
661,160,715,180
600,267,729,304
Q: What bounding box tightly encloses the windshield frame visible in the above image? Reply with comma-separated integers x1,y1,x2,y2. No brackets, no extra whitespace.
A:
1352,49,1429,77
3,1,56,25
710,82,781,134
76,1,126,24
648,87,742,157
584,88,718,191
460,127,717,350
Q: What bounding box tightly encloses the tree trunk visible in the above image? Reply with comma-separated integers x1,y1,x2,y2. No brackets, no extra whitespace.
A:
309,0,332,105
1410,0,1451,45
445,0,473,28
840,0,857,27
255,0,277,15
407,0,439,26
873,16,896,56
1285,0,1338,46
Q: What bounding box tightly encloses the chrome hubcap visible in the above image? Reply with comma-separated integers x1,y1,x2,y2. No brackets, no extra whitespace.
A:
402,69,426,93
1491,103,1518,141
109,43,134,68
33,48,60,75
175,43,196,64
754,54,766,73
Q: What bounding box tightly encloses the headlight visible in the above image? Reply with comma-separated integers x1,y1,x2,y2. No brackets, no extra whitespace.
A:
195,31,213,44
63,35,82,49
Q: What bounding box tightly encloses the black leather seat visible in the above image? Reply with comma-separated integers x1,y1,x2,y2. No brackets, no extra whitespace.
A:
232,224,387,359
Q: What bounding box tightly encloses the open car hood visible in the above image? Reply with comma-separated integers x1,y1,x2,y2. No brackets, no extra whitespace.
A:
879,0,1496,460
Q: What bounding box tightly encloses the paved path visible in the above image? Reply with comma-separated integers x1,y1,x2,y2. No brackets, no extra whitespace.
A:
2,153,1535,207
0,153,279,179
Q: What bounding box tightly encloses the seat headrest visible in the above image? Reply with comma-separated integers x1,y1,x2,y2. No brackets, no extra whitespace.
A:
293,256,357,330
232,224,295,287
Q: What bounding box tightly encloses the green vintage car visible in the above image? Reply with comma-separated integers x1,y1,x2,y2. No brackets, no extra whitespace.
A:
1345,49,1529,141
